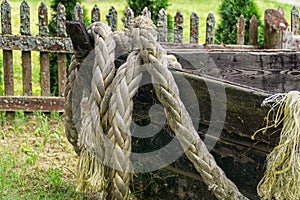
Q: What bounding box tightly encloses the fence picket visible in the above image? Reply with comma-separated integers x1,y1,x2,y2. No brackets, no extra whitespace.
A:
91,5,100,23
157,8,167,42
278,6,284,16
58,3,67,97
237,15,245,45
142,7,151,18
205,12,215,45
123,7,134,29
106,6,117,31
291,6,299,35
250,15,258,45
190,11,199,44
1,0,13,96
74,2,83,21
174,10,183,44
39,2,50,96
20,0,32,96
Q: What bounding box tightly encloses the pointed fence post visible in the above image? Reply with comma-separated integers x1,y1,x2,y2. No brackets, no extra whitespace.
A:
91,5,100,23
106,6,117,32
190,11,199,44
278,6,284,17
250,15,258,45
57,3,67,97
291,6,299,35
91,5,101,23
74,2,83,21
123,7,134,29
264,9,289,49
1,0,14,96
142,7,151,18
157,8,167,42
20,0,32,96
206,12,215,45
237,15,245,45
39,2,50,96
174,10,183,43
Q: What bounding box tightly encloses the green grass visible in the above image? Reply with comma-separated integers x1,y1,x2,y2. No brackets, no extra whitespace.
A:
0,112,90,199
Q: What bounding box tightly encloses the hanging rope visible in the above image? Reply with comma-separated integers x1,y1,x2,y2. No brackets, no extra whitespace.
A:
253,91,300,200
64,55,82,155
65,16,248,200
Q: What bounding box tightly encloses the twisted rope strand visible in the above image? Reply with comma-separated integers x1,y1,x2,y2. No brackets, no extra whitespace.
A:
64,55,82,155
105,51,143,199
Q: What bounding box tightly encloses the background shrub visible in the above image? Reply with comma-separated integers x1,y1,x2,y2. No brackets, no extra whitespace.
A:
215,0,263,45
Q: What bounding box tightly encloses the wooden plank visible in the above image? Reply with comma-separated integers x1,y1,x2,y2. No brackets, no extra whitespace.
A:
172,70,273,144
21,51,32,96
66,20,93,58
57,54,66,97
1,0,13,96
58,3,67,97
161,43,259,50
21,0,32,96
168,49,300,94
39,2,50,96
0,34,72,53
40,53,50,96
0,96,64,112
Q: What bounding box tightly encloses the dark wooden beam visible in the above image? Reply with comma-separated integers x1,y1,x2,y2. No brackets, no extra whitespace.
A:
66,20,94,58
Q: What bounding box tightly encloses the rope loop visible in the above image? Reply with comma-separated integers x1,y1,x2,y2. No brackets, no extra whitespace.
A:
65,16,248,200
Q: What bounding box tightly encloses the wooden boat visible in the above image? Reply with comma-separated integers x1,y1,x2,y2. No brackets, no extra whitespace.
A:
130,44,300,200
66,22,300,200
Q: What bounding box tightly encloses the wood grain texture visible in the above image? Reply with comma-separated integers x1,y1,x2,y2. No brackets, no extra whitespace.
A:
169,50,300,94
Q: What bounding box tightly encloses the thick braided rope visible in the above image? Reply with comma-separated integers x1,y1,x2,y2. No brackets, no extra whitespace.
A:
102,19,161,199
77,22,116,196
105,50,143,199
143,40,248,200
64,55,82,155
66,16,248,200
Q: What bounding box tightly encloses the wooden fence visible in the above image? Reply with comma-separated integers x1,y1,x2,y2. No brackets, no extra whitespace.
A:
0,0,299,112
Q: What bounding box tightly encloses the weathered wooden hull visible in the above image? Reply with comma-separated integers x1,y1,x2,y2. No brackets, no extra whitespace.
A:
131,72,269,199
131,47,300,199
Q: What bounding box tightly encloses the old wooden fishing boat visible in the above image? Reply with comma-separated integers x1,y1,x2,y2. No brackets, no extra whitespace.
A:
127,44,300,200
